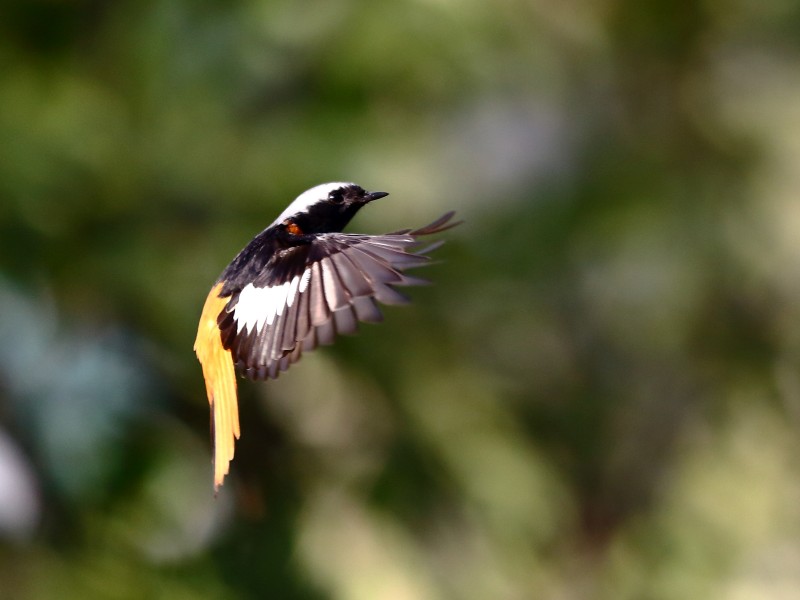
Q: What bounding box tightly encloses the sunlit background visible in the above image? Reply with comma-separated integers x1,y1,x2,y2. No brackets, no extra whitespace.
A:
2,1,800,598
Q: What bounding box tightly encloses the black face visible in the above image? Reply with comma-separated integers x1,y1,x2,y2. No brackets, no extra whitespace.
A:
292,185,388,235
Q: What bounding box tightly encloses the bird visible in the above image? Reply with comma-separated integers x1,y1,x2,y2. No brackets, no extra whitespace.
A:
194,182,459,490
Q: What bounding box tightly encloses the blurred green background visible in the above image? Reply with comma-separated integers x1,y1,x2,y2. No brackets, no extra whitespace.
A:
2,0,800,598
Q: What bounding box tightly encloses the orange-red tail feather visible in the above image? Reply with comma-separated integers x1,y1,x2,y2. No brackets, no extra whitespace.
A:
194,282,239,490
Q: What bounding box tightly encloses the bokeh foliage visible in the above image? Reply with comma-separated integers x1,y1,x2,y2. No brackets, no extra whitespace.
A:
2,0,800,598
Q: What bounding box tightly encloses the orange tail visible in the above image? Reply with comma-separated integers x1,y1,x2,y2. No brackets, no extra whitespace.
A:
194,282,239,490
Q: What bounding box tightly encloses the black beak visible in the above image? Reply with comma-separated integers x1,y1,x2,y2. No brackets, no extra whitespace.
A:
366,191,389,202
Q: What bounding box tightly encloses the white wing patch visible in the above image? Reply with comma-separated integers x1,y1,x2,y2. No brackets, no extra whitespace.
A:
286,272,301,307
298,268,311,293
233,268,313,334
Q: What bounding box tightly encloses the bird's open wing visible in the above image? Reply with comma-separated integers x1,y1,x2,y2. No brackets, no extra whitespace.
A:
217,211,459,380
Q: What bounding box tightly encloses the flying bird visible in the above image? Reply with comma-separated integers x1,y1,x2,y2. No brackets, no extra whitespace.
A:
194,182,458,490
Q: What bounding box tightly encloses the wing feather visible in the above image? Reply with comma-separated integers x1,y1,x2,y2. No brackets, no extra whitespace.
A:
317,318,336,346
226,211,457,380
308,261,329,326
294,279,312,347
333,305,358,335
330,252,373,297
321,256,349,310
353,296,383,323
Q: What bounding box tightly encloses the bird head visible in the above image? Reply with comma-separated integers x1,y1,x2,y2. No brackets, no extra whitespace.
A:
270,182,389,234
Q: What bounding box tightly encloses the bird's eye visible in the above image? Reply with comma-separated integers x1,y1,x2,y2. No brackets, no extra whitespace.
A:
328,189,344,203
